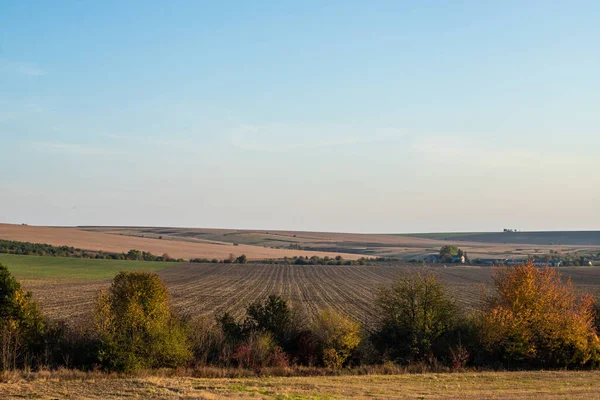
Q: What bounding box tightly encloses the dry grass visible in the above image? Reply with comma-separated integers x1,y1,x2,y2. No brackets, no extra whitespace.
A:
0,224,365,260
1,369,600,399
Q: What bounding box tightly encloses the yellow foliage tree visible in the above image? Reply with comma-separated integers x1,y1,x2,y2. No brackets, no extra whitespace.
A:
0,263,45,370
481,262,600,367
95,271,191,371
313,310,361,369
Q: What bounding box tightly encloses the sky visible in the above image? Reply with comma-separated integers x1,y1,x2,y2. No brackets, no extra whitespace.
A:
0,1,599,233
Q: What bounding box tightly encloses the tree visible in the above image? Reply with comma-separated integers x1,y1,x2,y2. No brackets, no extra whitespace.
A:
94,271,191,371
245,295,292,345
481,262,600,368
218,312,245,344
0,263,45,370
373,271,459,363
313,310,361,369
439,245,460,262
236,254,247,264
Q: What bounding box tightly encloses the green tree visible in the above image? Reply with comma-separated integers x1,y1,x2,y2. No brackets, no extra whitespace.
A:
440,245,460,262
373,271,459,363
94,271,191,371
125,249,142,260
245,295,292,345
0,263,45,370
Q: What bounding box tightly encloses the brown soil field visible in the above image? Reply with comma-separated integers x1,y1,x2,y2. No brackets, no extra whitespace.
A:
2,370,600,399
80,226,600,260
22,263,600,329
0,224,364,261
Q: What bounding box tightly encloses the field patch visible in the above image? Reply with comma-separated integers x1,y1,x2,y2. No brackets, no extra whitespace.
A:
5,254,600,329
1,259,493,326
0,224,365,260
0,254,176,280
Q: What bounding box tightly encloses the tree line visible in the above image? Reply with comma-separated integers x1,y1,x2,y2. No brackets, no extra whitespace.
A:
0,239,393,265
2,261,600,373
0,240,182,262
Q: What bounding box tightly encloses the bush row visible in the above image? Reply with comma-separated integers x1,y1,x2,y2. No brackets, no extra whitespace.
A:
1,261,600,373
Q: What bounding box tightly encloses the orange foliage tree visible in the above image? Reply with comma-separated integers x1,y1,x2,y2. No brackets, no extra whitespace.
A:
481,262,600,368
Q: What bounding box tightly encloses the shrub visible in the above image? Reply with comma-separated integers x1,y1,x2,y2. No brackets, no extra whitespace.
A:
186,317,227,366
190,258,211,263
313,310,361,369
292,330,322,366
0,263,46,370
232,332,288,369
41,320,100,370
94,271,192,371
373,271,459,364
480,262,600,368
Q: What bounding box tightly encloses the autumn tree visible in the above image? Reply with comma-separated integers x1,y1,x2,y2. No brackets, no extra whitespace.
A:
313,310,361,369
95,271,191,371
481,262,600,368
0,263,45,370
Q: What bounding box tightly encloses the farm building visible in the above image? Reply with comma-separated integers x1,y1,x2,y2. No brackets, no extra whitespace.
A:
423,254,441,263
451,255,466,264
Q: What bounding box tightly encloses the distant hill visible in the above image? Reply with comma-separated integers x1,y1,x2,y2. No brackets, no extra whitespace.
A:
407,231,600,246
0,224,365,261
78,226,600,259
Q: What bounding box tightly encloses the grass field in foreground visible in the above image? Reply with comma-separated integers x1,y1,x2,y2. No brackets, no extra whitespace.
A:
0,254,177,280
1,370,600,399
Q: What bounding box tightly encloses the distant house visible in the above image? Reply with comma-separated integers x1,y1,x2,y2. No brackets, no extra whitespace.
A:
424,254,441,263
450,255,466,264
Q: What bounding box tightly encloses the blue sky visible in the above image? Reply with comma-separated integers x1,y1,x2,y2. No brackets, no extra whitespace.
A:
1,1,598,232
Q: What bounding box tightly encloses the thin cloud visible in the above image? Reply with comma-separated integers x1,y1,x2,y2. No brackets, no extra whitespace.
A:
229,123,407,152
411,136,595,169
100,133,137,140
100,133,198,148
31,141,126,156
0,60,47,76
25,103,45,113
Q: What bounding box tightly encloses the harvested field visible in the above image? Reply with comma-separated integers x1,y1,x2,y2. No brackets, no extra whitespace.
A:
2,370,600,399
18,262,489,327
10,255,600,328
0,224,364,261
80,226,600,260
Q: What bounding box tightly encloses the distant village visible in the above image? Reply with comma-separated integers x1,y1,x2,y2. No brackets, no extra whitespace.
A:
423,245,595,267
